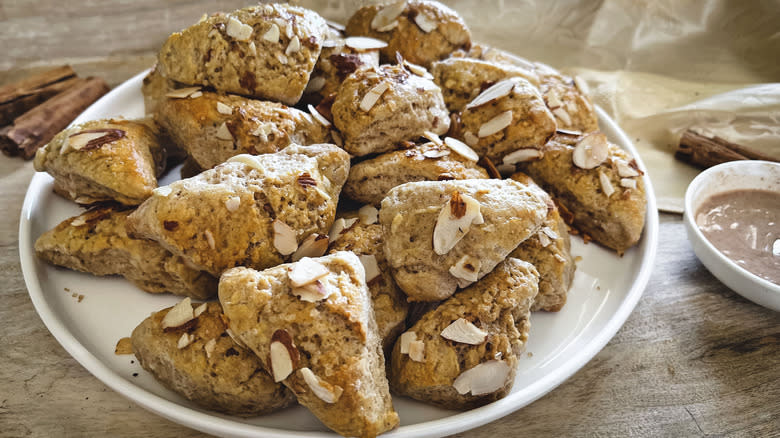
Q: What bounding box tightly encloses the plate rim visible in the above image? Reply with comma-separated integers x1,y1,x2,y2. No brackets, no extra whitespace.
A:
19,70,659,438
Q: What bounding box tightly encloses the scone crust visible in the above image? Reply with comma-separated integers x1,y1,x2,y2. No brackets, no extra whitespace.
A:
389,258,539,409
535,62,599,133
131,302,296,416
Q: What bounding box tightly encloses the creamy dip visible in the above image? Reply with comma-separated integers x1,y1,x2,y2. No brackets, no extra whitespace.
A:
696,189,779,285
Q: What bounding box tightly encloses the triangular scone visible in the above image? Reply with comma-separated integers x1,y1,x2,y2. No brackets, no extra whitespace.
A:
379,179,548,302
509,172,575,312
219,252,399,438
389,258,539,410
156,91,331,170
127,144,350,276
131,301,295,416
343,141,489,207
33,118,166,206
34,206,216,299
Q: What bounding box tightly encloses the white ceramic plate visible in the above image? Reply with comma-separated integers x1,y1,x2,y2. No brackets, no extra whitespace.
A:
19,70,659,438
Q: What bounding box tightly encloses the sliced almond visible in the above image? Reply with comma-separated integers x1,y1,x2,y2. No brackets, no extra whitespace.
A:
616,160,640,178
263,23,280,42
376,20,399,32
345,36,388,51
272,220,298,255
449,254,482,284
572,132,609,169
203,229,216,249
165,86,201,99
177,333,193,349
466,80,515,109
215,122,233,141
288,257,329,287
441,318,487,345
216,101,233,115
399,331,417,354
546,88,563,109
463,131,479,147
285,35,301,55
422,130,443,146
371,0,406,30
277,53,288,65
358,204,379,225
300,368,343,403
284,21,294,39
358,254,380,283
423,149,450,159
452,360,510,396
404,60,433,79
307,104,331,127
292,234,329,262
305,76,327,93
537,229,551,247
225,328,247,349
478,110,513,138
599,170,615,197
189,91,203,98
408,340,425,362
251,122,273,140
359,81,390,112
552,107,572,126
541,226,559,240
270,329,298,382
414,11,438,33
573,75,590,96
66,132,110,151
225,196,241,212
331,130,343,147
502,148,542,165
556,128,583,136
194,302,208,317
153,186,172,197
226,16,253,41
620,178,637,189
443,137,479,162
248,41,257,55
292,280,330,302
328,217,358,242
204,338,217,359
161,297,194,329
433,191,484,255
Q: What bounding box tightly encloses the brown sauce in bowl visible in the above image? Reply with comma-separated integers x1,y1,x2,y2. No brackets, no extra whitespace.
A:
696,189,780,285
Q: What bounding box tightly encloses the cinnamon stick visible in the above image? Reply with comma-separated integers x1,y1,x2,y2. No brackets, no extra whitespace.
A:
0,66,77,125
0,76,109,159
675,129,778,169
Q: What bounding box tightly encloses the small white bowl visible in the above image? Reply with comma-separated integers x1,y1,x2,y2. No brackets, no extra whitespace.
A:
684,160,780,311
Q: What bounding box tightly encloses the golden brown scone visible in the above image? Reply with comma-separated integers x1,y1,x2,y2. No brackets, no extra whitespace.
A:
157,4,327,105
343,141,489,207
430,57,540,112
345,0,471,67
156,91,330,169
379,179,549,302
534,62,599,134
332,64,449,157
327,219,408,352
517,132,647,253
127,144,349,276
34,206,216,300
131,301,296,416
508,172,575,312
458,77,556,164
389,258,539,409
33,118,166,206
141,63,173,117
219,252,399,438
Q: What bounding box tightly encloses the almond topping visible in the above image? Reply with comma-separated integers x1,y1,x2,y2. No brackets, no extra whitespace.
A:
541,226,559,240
449,254,482,284
204,338,217,358
345,36,388,51
225,328,247,349
64,132,109,152
466,80,515,109
422,149,449,159
552,107,572,126
422,130,443,145
189,91,203,98
331,130,343,147
153,186,172,197
215,122,233,141
433,191,484,255
177,333,193,349
358,204,379,225
599,170,615,197
272,220,298,255
463,131,479,147
546,88,563,108
328,217,358,242
399,331,417,354
444,137,479,162
453,360,510,396
572,132,609,169
375,20,399,32
478,110,513,138
251,122,273,140
305,76,326,93
503,148,542,165
414,11,438,33
620,178,637,189
204,229,216,249
288,257,329,287
263,23,280,42
194,302,208,317
358,254,380,283
370,0,406,31
285,35,300,55
292,234,329,262
225,196,241,212
165,86,201,99
573,75,590,95
441,318,487,345
404,60,433,79
270,329,298,382
216,101,233,115
226,16,253,41
408,340,425,362
277,53,288,64
161,297,194,330
359,81,390,111
248,41,257,55
307,104,331,127
292,280,330,302
300,368,343,403
616,160,640,178
537,230,552,247
556,128,583,136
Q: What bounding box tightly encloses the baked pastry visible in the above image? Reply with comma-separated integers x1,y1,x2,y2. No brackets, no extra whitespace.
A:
430,57,540,112
155,91,330,169
219,252,399,437
127,144,350,276
343,141,489,207
331,63,449,157
508,172,575,312
327,219,409,352
516,131,646,253
34,206,217,299
157,4,328,105
379,179,549,302
458,77,556,163
131,300,296,416
389,258,538,409
345,0,471,67
534,62,599,134
33,118,166,206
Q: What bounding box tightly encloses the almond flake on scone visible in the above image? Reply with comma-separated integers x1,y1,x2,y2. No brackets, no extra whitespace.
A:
131,301,295,416
332,63,450,157
534,62,599,133
157,4,328,105
155,91,330,169
218,252,399,437
343,141,489,207
34,118,167,206
379,179,548,302
458,77,556,164
127,144,350,276
345,0,471,67
389,258,539,410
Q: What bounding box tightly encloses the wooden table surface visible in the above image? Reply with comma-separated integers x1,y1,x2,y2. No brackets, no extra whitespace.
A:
1,2,778,437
